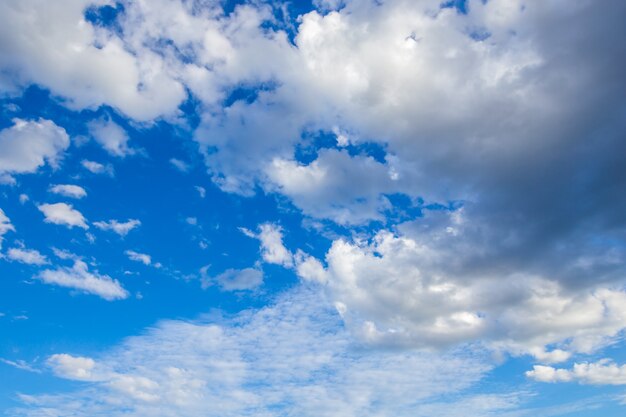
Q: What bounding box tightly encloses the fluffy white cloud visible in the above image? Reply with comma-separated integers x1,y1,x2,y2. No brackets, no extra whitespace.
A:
7,247,48,265
49,184,87,199
308,214,626,359
0,0,186,121
0,119,69,177
48,354,97,381
125,250,151,266
242,223,294,267
38,203,88,229
265,150,398,224
527,360,626,385
0,208,15,249
12,287,525,417
38,259,128,301
94,219,141,236
87,117,134,157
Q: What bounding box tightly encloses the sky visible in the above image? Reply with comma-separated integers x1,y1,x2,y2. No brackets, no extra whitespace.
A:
0,0,626,415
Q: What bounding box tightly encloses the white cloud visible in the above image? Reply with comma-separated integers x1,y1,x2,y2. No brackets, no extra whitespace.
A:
87,117,134,157
81,160,113,176
18,194,29,204
311,218,626,359
206,267,264,291
294,250,328,284
48,354,97,381
243,223,294,267
49,184,87,199
125,250,151,266
0,208,15,249
38,259,128,301
0,118,69,177
13,287,524,417
527,360,626,385
94,219,141,236
265,150,396,224
0,0,186,121
38,203,88,229
7,248,48,265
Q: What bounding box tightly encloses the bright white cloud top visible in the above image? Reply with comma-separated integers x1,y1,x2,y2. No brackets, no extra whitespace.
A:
38,203,89,229
0,0,625,416
49,184,88,199
38,259,128,301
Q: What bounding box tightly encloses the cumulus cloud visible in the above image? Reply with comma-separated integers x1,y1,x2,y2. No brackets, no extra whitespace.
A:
292,213,626,359
38,203,88,229
94,219,141,236
11,287,523,417
87,117,134,157
2,0,626,402
0,0,186,121
48,354,97,381
38,259,128,301
49,184,87,199
265,150,397,224
0,208,15,249
7,247,48,265
242,223,294,267
527,360,626,385
0,119,70,177
125,250,151,266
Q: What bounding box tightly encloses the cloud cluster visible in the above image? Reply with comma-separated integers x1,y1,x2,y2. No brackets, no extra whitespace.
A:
38,258,128,301
527,360,626,385
13,287,524,417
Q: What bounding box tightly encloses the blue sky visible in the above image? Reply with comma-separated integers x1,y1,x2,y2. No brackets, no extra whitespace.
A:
1,0,626,416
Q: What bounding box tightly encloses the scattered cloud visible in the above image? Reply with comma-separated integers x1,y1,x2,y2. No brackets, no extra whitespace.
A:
87,117,134,157
38,259,128,301
12,287,518,417
125,250,151,266
49,184,87,199
38,203,88,229
0,118,69,178
48,354,96,381
170,158,190,172
527,360,626,385
242,223,293,267
81,160,114,176
194,186,206,198
94,219,141,237
0,358,40,374
7,247,48,265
